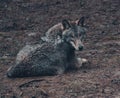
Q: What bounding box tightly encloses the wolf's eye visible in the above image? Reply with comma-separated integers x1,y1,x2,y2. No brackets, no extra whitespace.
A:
70,38,75,43
70,34,74,38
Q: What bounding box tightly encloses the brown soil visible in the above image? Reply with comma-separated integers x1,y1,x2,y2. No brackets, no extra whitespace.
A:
0,0,120,98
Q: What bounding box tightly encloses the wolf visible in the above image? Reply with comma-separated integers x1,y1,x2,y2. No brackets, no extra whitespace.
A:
7,18,87,78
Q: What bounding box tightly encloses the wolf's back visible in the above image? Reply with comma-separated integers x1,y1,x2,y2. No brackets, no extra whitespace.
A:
7,42,68,77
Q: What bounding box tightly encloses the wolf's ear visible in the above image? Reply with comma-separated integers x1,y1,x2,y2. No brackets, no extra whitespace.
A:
77,16,85,26
62,19,71,29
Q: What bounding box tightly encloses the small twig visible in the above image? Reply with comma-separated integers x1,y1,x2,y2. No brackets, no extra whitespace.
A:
19,79,45,88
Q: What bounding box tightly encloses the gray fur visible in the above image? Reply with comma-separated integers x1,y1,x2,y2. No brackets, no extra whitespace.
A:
7,18,87,78
7,42,78,78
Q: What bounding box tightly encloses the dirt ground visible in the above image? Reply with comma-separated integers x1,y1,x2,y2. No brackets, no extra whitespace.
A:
0,0,120,98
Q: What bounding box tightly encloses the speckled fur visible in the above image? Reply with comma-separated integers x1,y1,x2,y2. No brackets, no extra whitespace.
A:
7,18,87,78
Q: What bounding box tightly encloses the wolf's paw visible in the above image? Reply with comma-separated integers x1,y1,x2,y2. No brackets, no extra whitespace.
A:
76,58,88,68
77,58,88,64
81,58,88,64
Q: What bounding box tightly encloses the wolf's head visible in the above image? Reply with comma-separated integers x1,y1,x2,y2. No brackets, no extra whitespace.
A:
61,17,87,51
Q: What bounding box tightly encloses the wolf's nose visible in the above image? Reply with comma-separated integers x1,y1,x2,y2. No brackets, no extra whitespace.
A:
78,46,83,51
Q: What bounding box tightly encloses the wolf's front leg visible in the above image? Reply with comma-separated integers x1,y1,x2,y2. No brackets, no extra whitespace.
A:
76,58,88,68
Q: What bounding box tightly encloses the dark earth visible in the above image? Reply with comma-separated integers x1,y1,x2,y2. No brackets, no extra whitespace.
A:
0,0,120,98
